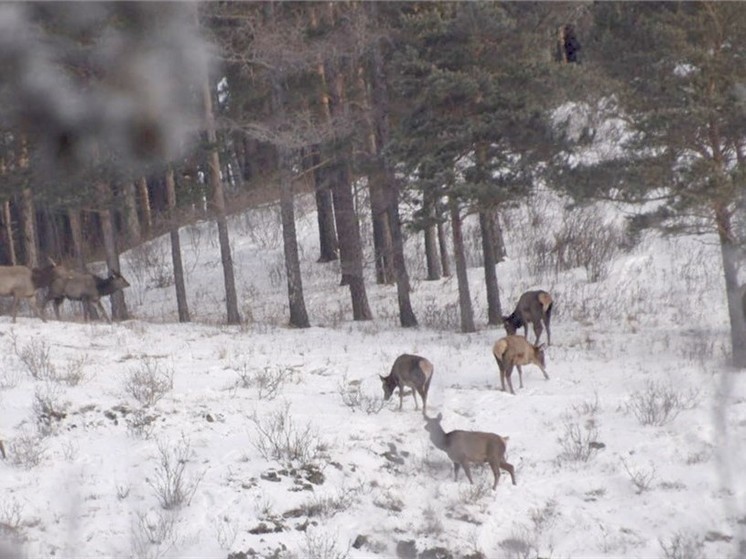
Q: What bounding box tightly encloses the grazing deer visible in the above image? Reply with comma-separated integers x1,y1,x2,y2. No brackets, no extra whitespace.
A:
45,268,130,323
424,413,515,489
380,354,434,416
0,262,63,322
503,290,553,346
493,335,548,394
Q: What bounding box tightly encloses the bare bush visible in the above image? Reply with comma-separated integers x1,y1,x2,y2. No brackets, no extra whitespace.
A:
14,338,56,380
130,509,180,559
60,354,92,386
126,408,158,440
337,377,384,415
9,429,47,469
0,360,22,390
299,527,350,559
558,407,601,463
239,204,283,250
123,359,174,407
626,381,699,426
499,500,558,559
0,498,24,542
249,403,327,467
129,241,173,289
234,363,294,400
621,457,657,494
33,382,68,435
659,531,705,559
146,436,204,510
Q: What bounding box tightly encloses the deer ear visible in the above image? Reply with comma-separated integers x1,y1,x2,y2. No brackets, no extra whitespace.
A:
379,375,385,380
436,412,443,420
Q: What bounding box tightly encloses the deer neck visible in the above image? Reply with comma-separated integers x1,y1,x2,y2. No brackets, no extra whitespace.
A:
427,425,449,451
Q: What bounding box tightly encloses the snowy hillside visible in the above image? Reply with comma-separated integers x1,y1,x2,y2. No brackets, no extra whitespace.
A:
1,191,744,559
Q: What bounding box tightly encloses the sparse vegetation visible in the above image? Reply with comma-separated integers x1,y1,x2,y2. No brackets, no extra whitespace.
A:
146,436,204,511
626,381,699,426
123,358,174,407
249,403,327,467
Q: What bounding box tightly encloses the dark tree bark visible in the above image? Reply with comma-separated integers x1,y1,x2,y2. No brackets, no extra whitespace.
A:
449,195,475,333
2,201,16,265
67,208,86,271
123,181,141,246
136,176,152,237
437,217,451,277
198,12,241,325
165,166,190,323
20,190,38,267
278,145,311,328
423,190,442,280
479,210,502,325
97,182,128,321
310,146,339,263
716,205,746,367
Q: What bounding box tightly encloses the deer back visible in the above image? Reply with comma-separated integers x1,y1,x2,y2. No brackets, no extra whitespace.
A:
0,266,34,297
445,430,507,463
498,335,545,368
387,354,433,390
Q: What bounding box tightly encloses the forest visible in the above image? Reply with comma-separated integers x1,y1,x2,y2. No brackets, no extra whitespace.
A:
1,1,745,364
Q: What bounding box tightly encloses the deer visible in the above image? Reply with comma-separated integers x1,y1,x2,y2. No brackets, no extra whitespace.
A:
424,413,515,490
380,354,434,416
492,335,548,394
44,268,130,323
502,290,553,346
0,261,65,322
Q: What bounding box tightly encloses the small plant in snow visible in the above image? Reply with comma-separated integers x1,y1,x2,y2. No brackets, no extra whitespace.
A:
499,500,558,559
32,382,68,435
626,380,699,426
0,498,24,541
658,531,705,559
9,429,47,469
14,338,56,380
558,406,601,463
298,527,350,559
146,435,204,510
213,515,239,550
123,358,174,407
234,362,292,400
126,408,158,440
60,354,91,386
620,457,657,494
337,376,384,415
130,509,180,559
249,403,327,467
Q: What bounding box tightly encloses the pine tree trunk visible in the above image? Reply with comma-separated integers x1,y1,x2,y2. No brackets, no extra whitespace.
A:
20,189,38,268
450,195,475,333
438,218,451,277
200,43,240,325
491,210,507,263
68,208,86,271
137,177,152,236
370,177,395,284
480,211,502,324
123,181,141,245
279,145,310,328
165,166,190,323
331,156,372,321
424,191,442,280
97,182,128,321
715,204,746,367
310,147,339,262
3,201,17,265
387,181,418,327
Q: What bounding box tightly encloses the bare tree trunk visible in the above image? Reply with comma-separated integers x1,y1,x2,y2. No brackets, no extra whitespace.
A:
438,217,451,277
450,195,475,333
279,146,310,328
198,17,240,325
68,208,86,271
310,147,339,262
480,210,502,325
165,166,190,322
424,191,442,280
123,181,141,245
97,182,128,321
3,201,17,265
20,189,38,268
137,176,152,236
715,204,746,367
491,210,507,263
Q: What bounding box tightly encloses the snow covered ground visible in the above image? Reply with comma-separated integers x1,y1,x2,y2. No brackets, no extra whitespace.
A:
1,192,744,559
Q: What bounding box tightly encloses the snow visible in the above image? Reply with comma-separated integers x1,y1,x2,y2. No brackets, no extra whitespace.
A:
1,191,745,559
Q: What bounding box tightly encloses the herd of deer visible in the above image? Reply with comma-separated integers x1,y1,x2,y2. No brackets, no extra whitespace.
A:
380,289,553,490
0,261,130,323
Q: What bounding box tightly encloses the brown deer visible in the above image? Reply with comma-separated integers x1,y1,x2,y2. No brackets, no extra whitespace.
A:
503,290,553,346
0,262,64,322
493,335,548,394
44,269,130,323
424,413,515,489
380,354,434,416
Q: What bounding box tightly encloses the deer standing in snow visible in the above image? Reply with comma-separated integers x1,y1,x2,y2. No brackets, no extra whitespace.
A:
493,335,548,394
503,290,553,346
380,354,434,416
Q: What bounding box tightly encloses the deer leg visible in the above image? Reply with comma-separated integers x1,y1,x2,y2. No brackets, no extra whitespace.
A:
533,320,543,345
95,299,111,323
419,388,427,416
29,296,47,323
53,298,64,320
495,356,507,391
489,461,501,489
505,364,516,395
517,365,524,389
462,463,474,485
540,365,550,380
501,460,516,485
11,295,19,322
453,462,461,481
398,387,404,411
412,387,419,411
